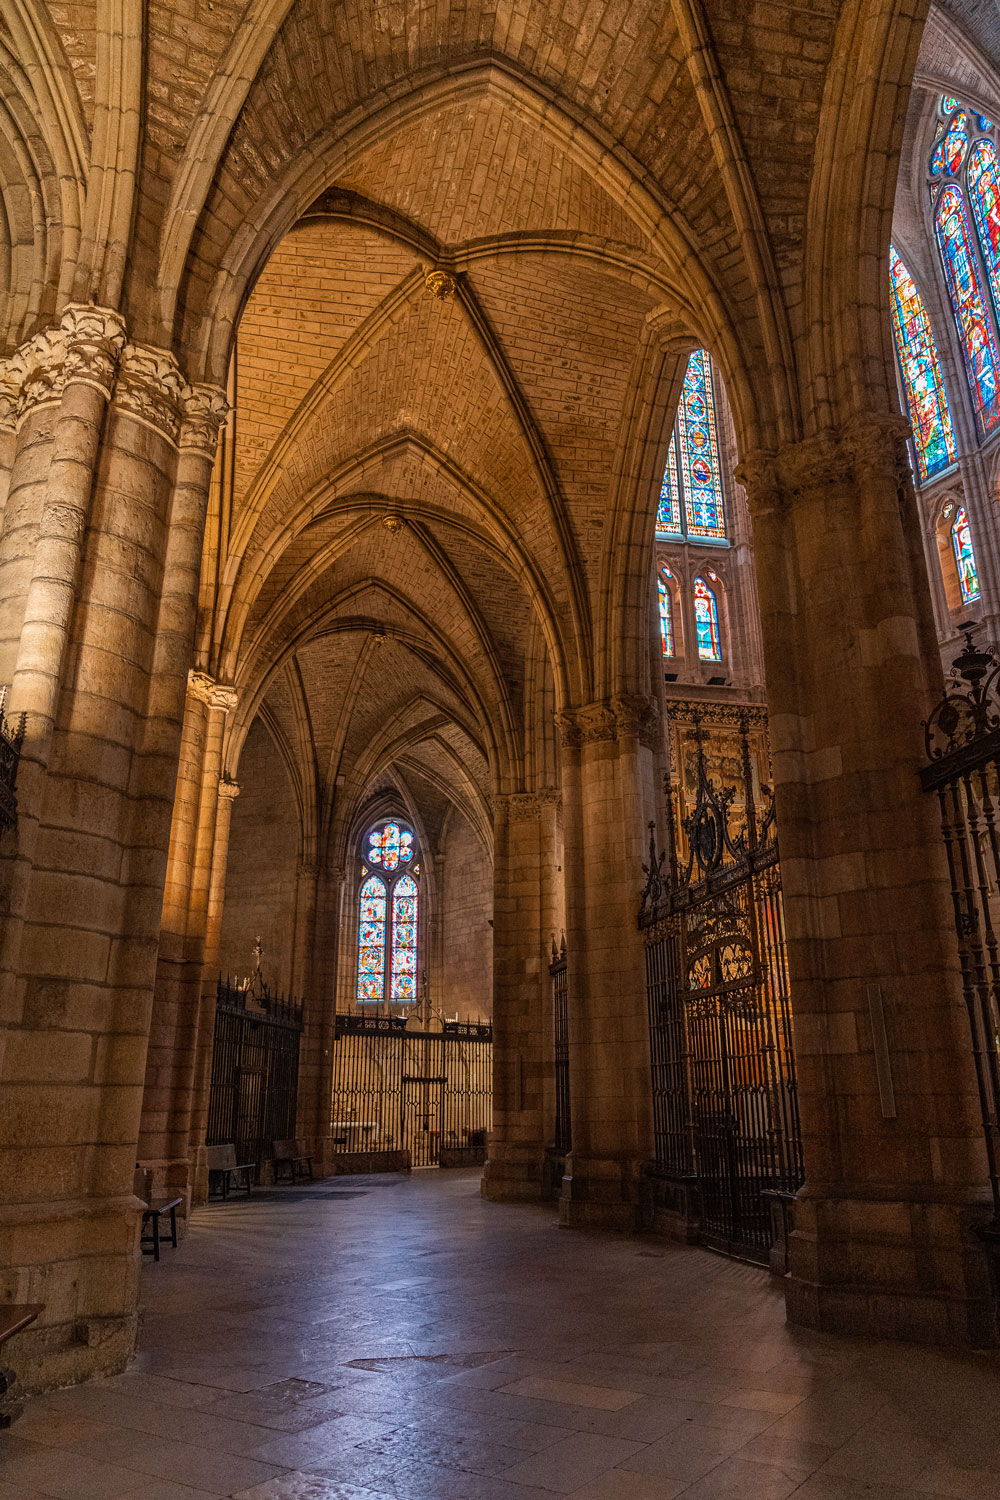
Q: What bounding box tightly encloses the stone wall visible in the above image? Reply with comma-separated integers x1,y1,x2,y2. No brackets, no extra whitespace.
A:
218,718,299,995
439,810,493,1022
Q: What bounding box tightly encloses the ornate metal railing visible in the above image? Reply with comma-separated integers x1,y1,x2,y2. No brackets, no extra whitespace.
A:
921,628,1000,1219
0,688,26,841
206,978,304,1170
639,707,802,1264
330,1013,492,1167
549,935,570,1155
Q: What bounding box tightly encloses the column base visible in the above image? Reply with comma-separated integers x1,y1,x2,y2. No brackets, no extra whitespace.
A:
0,1194,142,1392
481,1143,549,1203
785,1188,1000,1348
558,1152,643,1230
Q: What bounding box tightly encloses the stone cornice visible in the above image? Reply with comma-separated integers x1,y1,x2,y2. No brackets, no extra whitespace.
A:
555,693,660,750
0,304,127,432
663,699,768,729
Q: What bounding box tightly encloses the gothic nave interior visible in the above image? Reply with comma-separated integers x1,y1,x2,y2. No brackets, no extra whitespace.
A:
6,0,1000,1494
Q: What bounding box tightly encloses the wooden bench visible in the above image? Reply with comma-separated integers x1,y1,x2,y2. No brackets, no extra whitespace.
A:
273,1139,314,1183
206,1143,255,1199
0,1303,43,1428
133,1166,183,1262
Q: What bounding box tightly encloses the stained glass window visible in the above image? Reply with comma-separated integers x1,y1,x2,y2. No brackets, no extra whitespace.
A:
942,95,961,114
931,110,969,175
952,506,981,603
656,434,682,534
693,575,721,661
389,874,419,1002
888,246,956,481
356,874,387,1002
658,569,675,656
969,140,1000,315
367,821,414,871
936,184,1000,436
655,350,727,541
676,351,726,538
356,825,419,1003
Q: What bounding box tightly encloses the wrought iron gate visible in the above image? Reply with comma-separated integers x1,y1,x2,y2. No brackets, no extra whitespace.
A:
640,707,803,1263
206,979,303,1169
330,1014,492,1167
551,938,571,1154
921,629,1000,1220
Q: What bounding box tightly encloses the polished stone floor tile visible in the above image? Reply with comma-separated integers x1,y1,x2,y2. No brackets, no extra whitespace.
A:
6,1169,1000,1500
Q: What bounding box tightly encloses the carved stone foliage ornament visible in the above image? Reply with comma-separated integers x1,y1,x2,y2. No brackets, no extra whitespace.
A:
555,694,660,750
0,304,127,432
492,789,560,821
0,309,227,455
736,414,912,513
187,670,238,712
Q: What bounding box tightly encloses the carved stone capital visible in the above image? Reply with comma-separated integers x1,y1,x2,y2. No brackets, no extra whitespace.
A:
181,382,229,456
556,694,659,750
188,670,238,712
115,343,186,441
0,304,127,430
493,789,561,822
218,777,240,801
739,414,912,512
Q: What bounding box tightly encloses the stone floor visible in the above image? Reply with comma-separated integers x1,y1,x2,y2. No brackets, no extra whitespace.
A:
3,1169,1000,1500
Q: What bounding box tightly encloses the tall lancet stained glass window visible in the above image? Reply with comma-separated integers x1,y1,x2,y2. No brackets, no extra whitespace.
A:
888,246,956,481
952,506,981,603
656,350,726,540
693,575,721,661
658,568,675,656
356,821,419,1003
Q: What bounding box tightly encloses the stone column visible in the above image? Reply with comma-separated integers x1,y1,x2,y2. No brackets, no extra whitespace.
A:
554,697,659,1229
140,671,238,1206
482,790,560,1202
0,327,225,1388
737,415,997,1346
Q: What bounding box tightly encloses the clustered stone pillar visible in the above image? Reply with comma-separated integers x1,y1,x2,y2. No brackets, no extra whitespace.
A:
0,311,226,1387
739,415,997,1345
482,789,560,1202
140,671,239,1208
555,695,659,1229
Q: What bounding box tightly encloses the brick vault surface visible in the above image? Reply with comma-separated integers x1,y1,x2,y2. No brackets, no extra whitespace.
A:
3,1169,1000,1499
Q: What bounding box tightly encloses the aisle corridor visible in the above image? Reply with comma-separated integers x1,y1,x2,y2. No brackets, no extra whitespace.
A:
3,1170,1000,1500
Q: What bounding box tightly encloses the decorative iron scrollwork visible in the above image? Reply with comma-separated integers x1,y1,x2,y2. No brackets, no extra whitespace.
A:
0,688,26,841
923,625,1000,760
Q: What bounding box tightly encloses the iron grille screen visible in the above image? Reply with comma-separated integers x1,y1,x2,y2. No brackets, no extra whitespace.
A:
206,981,303,1170
330,1015,492,1168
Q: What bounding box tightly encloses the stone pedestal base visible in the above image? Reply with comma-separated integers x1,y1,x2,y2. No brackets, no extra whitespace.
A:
785,1189,999,1348
558,1152,642,1230
481,1144,549,1203
0,1195,142,1392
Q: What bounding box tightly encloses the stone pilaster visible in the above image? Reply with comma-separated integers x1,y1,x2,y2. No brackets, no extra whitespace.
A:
737,415,998,1346
482,789,561,1203
554,695,659,1229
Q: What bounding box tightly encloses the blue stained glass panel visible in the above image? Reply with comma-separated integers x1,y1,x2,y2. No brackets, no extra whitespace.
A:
693,576,721,661
888,246,956,481
952,507,981,603
656,434,682,534
936,184,1000,436
676,351,726,539
931,110,969,175
389,875,419,1002
968,140,1000,316
356,874,387,1002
